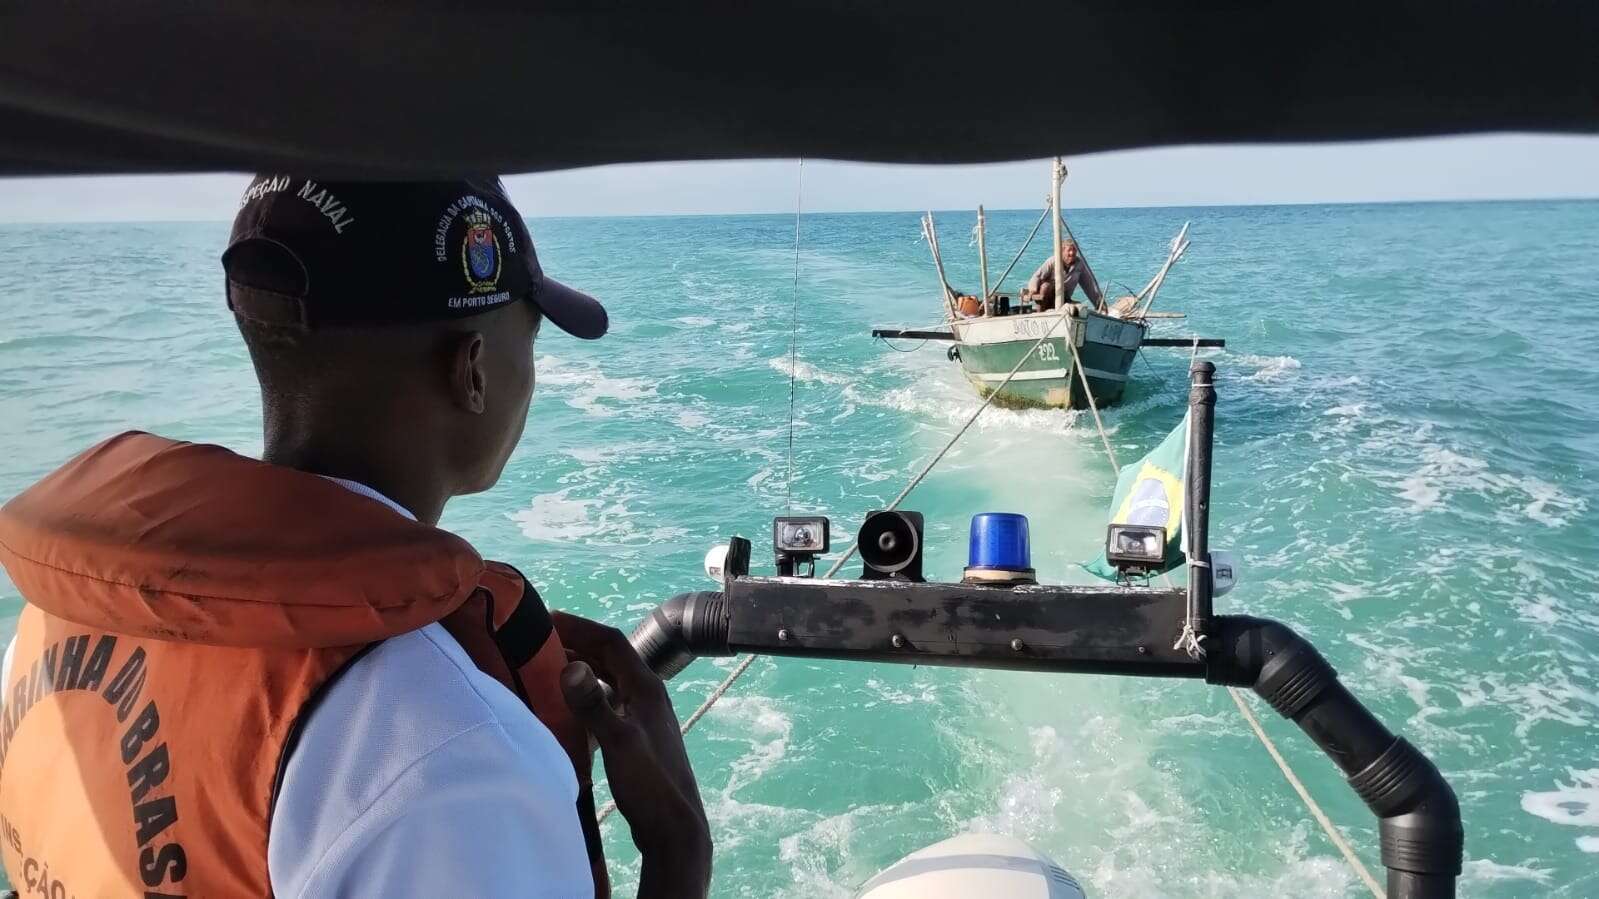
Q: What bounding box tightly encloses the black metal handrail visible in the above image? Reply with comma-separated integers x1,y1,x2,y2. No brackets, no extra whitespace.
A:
628,586,1462,897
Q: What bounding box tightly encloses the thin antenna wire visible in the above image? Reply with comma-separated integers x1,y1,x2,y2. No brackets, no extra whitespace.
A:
784,158,805,513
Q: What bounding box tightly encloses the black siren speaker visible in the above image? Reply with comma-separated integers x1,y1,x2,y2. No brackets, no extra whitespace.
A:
858,510,925,582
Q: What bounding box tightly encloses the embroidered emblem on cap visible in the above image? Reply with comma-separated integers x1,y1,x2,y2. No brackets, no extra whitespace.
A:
461,208,502,294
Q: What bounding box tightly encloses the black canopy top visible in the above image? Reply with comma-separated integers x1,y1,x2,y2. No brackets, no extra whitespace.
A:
2,2,1596,177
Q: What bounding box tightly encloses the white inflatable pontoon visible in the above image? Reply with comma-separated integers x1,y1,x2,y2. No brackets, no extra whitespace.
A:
856,833,1086,899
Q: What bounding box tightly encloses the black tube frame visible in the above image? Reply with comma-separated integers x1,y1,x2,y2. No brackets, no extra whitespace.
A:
1186,359,1216,637
624,359,1463,896
724,576,1202,677
631,585,1463,896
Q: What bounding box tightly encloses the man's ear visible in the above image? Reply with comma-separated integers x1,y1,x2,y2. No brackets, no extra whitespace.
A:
449,330,489,414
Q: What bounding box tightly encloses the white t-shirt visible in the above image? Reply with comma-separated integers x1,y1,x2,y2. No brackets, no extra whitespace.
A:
268,478,593,897
3,478,595,898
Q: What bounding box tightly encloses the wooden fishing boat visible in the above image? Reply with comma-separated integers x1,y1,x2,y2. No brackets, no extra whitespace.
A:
948,305,1145,409
877,158,1219,411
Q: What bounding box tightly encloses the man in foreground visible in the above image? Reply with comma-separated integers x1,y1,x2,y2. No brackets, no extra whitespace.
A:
1022,239,1102,311
0,178,710,897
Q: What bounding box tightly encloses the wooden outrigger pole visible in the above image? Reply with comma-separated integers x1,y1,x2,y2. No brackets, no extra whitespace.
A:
922,212,959,319
1134,221,1191,318
976,205,990,313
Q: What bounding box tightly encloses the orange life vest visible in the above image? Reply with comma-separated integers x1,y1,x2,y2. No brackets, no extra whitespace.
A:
0,432,606,897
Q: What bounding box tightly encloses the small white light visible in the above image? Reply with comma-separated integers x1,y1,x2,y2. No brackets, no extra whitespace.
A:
1211,549,1239,597
773,516,830,554
1106,523,1167,571
704,544,730,581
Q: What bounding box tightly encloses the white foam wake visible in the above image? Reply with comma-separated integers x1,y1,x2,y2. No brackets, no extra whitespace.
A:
1521,768,1599,854
537,354,658,417
1235,353,1302,382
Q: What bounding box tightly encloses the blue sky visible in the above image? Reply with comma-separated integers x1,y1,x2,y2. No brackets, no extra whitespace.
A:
0,134,1596,222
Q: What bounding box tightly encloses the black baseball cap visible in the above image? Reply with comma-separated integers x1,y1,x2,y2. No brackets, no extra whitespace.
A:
222,176,607,339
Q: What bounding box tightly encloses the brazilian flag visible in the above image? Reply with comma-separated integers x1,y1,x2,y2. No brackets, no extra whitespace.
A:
1083,411,1189,580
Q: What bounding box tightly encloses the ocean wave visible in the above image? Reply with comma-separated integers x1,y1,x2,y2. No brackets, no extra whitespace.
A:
1303,404,1588,528
948,671,1359,898
1521,769,1599,830
768,355,851,386
674,407,711,430
507,486,686,546
860,677,938,707
1235,353,1303,382
537,354,659,417
1396,444,1586,526
508,490,618,542
564,444,632,465
866,384,1088,436
1460,858,1554,885
713,694,794,800
775,803,904,899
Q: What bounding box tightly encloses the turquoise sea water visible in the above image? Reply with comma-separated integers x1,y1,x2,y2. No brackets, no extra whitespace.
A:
1,198,1596,897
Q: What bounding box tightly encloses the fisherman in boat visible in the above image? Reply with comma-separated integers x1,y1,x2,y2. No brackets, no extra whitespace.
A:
1022,240,1102,311
0,179,711,898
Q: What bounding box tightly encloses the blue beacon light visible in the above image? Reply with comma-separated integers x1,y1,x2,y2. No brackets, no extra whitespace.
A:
964,512,1037,584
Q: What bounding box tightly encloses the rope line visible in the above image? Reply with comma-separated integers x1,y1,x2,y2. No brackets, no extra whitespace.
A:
783,159,805,514
1229,688,1385,897
1062,320,1119,471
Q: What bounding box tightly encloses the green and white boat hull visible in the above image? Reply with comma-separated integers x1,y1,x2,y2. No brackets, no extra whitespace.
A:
950,309,1146,410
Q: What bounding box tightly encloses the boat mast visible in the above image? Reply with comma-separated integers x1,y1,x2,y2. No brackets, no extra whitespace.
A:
976,205,990,312
1053,157,1071,318
1050,157,1065,311
1051,157,1079,403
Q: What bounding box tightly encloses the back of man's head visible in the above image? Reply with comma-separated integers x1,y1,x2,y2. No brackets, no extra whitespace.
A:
225,236,449,405
222,176,608,497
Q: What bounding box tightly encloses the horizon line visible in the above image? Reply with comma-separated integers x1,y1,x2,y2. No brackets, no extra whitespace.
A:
1,192,1596,227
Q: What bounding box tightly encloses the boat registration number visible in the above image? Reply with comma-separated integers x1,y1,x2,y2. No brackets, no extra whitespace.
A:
1011,318,1051,338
